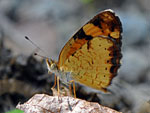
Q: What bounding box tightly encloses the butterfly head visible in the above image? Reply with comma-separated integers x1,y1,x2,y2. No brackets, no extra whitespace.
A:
46,58,58,72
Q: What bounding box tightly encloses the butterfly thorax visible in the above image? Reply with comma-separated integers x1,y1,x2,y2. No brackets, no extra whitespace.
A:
46,58,72,85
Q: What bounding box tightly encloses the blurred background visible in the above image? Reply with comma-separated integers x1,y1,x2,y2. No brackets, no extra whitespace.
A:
0,0,150,113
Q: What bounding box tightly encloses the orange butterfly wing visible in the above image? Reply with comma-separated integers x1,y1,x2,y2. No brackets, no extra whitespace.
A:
57,10,122,92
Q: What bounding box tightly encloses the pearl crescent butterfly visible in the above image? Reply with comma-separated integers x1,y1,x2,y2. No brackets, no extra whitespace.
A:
46,9,122,94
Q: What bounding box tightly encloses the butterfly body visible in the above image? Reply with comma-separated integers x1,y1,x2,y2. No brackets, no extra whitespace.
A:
46,59,73,85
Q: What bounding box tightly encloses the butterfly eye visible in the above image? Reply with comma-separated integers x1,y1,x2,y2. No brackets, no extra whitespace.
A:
51,63,56,70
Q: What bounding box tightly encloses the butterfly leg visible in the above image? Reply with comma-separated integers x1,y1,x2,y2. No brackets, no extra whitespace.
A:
48,71,56,89
57,76,60,96
69,80,76,98
51,74,57,89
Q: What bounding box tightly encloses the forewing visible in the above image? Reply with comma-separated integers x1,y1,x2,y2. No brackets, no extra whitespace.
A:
57,9,122,92
58,10,122,68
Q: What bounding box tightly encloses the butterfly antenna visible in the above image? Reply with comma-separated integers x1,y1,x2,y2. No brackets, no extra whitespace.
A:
25,36,49,57
34,52,49,59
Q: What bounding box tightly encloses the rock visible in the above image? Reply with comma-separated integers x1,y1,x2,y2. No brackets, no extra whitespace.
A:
16,94,121,113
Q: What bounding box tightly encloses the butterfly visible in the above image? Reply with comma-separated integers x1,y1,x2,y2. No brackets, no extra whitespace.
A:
46,9,122,97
